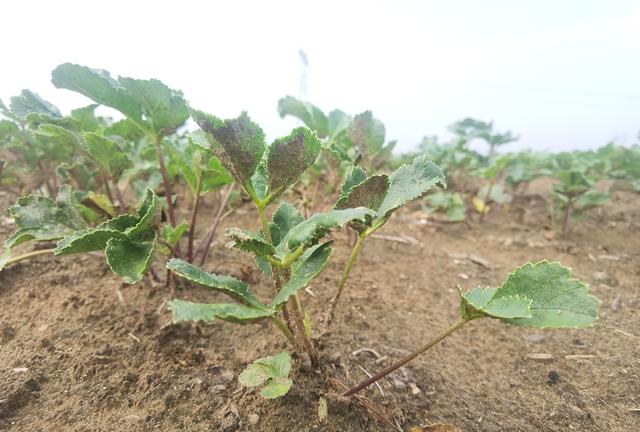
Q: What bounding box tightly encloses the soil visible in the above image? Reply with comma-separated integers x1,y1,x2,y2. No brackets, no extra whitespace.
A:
1,185,639,432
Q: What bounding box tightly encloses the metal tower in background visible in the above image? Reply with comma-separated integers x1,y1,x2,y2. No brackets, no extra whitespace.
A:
298,49,309,101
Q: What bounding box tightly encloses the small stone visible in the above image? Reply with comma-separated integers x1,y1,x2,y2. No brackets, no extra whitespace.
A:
547,370,560,385
248,413,259,426
457,273,469,280
523,333,544,343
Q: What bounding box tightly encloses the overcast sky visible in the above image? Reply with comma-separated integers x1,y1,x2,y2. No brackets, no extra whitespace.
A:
2,0,639,153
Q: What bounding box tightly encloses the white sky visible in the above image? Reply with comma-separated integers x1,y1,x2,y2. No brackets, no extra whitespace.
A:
2,0,639,153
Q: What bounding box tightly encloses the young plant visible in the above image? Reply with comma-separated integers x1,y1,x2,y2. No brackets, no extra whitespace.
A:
343,260,599,396
552,170,608,235
277,96,396,172
165,109,448,399
238,351,293,399
423,191,466,222
322,156,446,329
2,187,161,283
51,63,190,228
166,109,376,371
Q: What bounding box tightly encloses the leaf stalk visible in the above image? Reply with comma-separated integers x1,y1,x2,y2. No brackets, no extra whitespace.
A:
343,317,471,397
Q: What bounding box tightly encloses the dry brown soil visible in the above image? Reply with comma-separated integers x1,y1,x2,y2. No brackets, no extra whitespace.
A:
1,188,639,431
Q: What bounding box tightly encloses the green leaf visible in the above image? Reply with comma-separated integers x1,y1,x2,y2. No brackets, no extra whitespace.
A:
70,104,100,131
54,214,138,255
105,233,157,284
5,188,88,248
238,352,292,399
168,299,274,324
277,96,329,138
375,155,446,223
238,363,272,388
9,90,61,119
162,221,189,246
272,242,333,306
51,63,143,123
338,165,369,200
166,258,265,308
126,189,160,237
0,248,11,271
267,351,292,377
283,207,375,250
117,77,189,136
33,124,78,158
347,111,385,161
462,287,532,319
335,174,390,213
269,202,304,246
81,191,117,218
225,227,275,257
190,109,265,189
462,261,599,328
267,127,321,196
83,132,133,178
260,377,292,399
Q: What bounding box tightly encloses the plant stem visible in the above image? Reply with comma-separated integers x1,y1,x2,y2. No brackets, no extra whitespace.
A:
289,293,318,364
322,231,366,332
272,317,302,352
257,201,317,364
562,197,572,235
102,173,115,204
153,135,176,227
4,248,55,267
187,176,202,263
343,318,471,397
111,176,127,214
197,184,233,266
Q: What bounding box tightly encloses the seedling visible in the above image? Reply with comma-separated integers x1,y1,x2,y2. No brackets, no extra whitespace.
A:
2,186,161,283
238,352,293,399
343,261,599,396
423,191,466,222
166,108,446,398
552,170,608,235
323,156,445,329
277,96,396,172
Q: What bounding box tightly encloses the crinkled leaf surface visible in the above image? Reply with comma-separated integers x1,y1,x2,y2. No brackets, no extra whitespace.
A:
226,228,275,257
117,77,188,136
6,188,88,248
238,362,271,388
462,287,532,319
9,89,61,119
284,207,375,250
335,174,389,213
375,155,446,223
33,124,78,158
462,261,599,328
168,300,273,324
267,127,320,195
260,377,292,399
51,63,143,123
83,132,133,178
347,111,385,159
54,214,138,255
269,202,304,246
272,242,333,306
166,258,265,309
190,109,265,188
105,233,157,284
119,189,161,239
238,352,292,399
338,165,368,200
